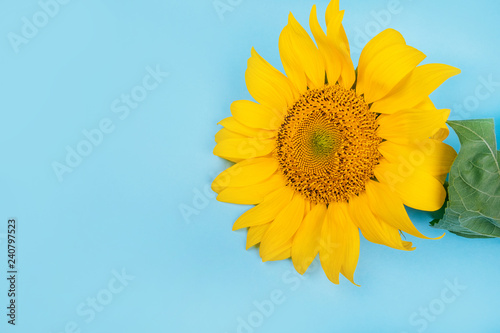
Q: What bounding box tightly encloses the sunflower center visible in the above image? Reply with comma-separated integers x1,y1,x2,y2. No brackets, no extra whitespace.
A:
309,127,340,158
275,84,382,204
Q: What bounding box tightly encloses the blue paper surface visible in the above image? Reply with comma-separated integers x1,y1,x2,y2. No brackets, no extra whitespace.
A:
0,0,499,332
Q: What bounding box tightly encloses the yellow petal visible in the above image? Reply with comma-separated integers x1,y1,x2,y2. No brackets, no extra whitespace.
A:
370,64,461,114
260,194,306,261
357,43,426,103
349,194,414,251
365,180,442,239
325,10,355,88
374,161,447,211
218,117,275,139
231,100,282,130
434,173,447,185
279,13,325,91
412,97,451,141
325,0,351,61
217,172,286,205
415,96,450,142
414,100,452,144
246,223,271,249
431,126,450,142
336,204,360,285
377,109,450,144
291,203,327,274
378,139,457,178
304,200,312,215
325,0,340,24
216,117,275,162
309,5,341,84
357,29,406,96
215,128,247,144
245,48,298,113
320,211,341,284
325,0,356,82
233,186,294,230
212,157,279,193
213,137,275,161
320,202,360,285
264,243,292,261
415,97,436,110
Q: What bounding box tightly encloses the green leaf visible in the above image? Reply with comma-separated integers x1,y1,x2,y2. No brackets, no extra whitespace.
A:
431,119,500,238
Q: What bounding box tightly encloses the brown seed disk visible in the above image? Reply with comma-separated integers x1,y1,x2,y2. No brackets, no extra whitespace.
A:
275,84,382,204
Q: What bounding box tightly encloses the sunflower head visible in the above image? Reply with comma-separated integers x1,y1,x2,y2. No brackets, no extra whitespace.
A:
213,0,459,285
275,84,382,204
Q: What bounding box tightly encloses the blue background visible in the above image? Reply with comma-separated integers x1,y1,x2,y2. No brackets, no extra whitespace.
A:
1,0,499,332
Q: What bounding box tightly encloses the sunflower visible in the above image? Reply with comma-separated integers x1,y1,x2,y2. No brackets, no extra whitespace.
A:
212,0,459,285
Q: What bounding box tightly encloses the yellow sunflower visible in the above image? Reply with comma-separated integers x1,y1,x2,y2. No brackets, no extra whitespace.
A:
212,0,459,285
